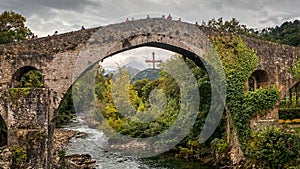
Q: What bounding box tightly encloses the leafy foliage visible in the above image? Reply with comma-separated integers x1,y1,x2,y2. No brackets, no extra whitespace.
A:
87,55,216,158
202,17,259,37
11,146,27,168
241,87,280,142
212,35,280,150
8,88,32,101
289,57,300,80
246,127,300,169
56,88,76,127
203,18,300,47
20,70,44,88
260,20,300,46
0,10,32,44
279,108,300,120
243,86,280,116
211,34,300,168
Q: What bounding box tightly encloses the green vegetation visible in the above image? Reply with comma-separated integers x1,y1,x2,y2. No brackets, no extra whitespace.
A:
295,127,300,134
7,69,44,100
90,55,211,142
11,146,27,167
20,70,44,88
203,18,300,47
202,17,259,37
0,10,32,44
8,88,32,100
68,54,218,159
245,127,300,169
213,35,263,147
56,89,76,127
57,149,69,169
210,35,300,168
260,20,300,46
279,108,300,121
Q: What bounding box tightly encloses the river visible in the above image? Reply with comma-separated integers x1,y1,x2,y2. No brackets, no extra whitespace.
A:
65,124,214,169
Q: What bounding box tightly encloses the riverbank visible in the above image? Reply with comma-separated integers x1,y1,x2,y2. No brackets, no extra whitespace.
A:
53,128,97,169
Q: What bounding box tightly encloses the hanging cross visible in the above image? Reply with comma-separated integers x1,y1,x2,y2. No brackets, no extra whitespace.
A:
146,52,162,72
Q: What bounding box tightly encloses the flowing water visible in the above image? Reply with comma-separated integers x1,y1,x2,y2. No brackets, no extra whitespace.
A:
65,123,213,169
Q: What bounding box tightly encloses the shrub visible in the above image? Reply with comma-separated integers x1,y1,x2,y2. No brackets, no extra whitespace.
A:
11,146,27,166
279,108,300,120
246,127,300,169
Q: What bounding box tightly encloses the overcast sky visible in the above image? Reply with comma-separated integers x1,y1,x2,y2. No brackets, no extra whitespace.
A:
100,47,174,70
1,0,300,37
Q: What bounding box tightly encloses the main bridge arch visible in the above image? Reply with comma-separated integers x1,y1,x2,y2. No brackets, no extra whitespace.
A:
71,19,217,86
56,18,224,120
36,19,220,108
43,19,225,109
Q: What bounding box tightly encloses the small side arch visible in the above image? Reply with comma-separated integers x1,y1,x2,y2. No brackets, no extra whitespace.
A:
11,66,44,88
249,70,270,90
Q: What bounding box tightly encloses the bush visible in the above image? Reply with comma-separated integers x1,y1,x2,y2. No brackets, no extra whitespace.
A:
246,127,300,169
11,146,27,167
8,88,31,100
279,108,300,120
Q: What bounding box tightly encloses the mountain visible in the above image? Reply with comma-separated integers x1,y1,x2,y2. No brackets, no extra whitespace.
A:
131,68,161,82
124,66,140,76
104,66,140,76
124,60,147,70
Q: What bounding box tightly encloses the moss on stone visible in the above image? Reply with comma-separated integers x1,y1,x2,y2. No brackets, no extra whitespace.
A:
8,88,32,101
11,146,27,166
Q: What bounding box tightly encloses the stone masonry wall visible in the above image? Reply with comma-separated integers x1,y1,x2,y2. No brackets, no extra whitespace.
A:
7,88,55,168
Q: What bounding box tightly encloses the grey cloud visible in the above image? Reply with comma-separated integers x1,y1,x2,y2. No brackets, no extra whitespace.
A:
0,0,101,16
0,0,299,36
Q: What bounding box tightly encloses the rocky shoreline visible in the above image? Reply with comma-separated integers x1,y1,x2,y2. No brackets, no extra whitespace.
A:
53,128,97,169
0,129,96,169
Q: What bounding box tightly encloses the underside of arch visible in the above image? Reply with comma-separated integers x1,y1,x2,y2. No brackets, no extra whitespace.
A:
250,69,270,90
11,66,40,88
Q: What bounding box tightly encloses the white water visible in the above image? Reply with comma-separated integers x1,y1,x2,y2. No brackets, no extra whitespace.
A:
65,123,148,169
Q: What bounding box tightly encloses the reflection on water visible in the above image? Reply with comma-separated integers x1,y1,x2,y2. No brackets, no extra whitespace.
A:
66,124,213,169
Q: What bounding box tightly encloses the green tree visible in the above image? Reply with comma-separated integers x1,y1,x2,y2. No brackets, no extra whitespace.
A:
203,17,258,36
20,70,44,87
260,20,300,46
0,10,32,44
246,127,300,169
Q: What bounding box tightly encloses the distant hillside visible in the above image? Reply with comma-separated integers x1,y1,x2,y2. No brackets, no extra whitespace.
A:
124,60,147,70
124,66,140,76
104,66,140,76
131,68,161,82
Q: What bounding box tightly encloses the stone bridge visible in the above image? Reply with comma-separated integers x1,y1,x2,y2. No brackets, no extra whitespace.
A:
0,18,300,168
